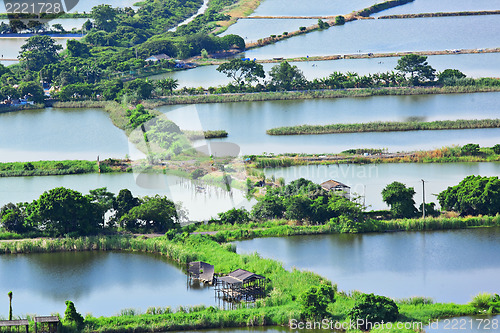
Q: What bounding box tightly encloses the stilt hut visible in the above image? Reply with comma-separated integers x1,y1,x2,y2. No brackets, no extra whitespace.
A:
188,261,215,284
34,316,59,333
215,269,266,302
0,319,29,333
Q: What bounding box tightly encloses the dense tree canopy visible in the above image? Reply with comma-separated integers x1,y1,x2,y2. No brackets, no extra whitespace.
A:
269,61,307,90
381,181,418,218
395,54,435,86
18,35,63,71
438,175,500,216
348,293,399,331
217,59,265,86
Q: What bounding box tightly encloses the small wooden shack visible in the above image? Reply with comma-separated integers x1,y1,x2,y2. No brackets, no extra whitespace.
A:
34,316,59,333
188,261,215,284
215,269,266,302
0,319,29,333
320,179,351,198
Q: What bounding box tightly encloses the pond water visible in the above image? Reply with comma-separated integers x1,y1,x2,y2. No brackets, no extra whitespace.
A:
150,53,500,88
263,163,500,211
160,92,500,155
0,107,138,163
0,173,253,221
373,0,500,17
250,0,385,17
220,18,317,43
235,227,500,304
0,37,71,62
0,251,214,317
242,15,500,59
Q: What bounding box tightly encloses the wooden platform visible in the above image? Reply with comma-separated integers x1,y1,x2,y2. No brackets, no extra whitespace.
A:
0,319,29,332
34,316,59,333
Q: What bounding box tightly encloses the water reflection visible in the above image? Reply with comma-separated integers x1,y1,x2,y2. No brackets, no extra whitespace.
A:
236,228,500,303
0,251,214,316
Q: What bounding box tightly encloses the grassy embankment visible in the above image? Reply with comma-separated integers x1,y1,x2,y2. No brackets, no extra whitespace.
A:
192,215,500,241
267,119,500,135
214,0,262,33
0,160,98,177
144,85,500,107
247,145,500,168
0,233,486,332
378,10,500,19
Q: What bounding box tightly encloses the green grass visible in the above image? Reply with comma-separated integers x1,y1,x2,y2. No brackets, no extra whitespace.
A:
145,85,500,107
0,228,494,332
0,160,98,177
267,119,500,136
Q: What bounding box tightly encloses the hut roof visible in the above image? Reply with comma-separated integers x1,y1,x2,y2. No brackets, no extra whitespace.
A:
320,179,350,190
228,269,265,282
188,261,214,282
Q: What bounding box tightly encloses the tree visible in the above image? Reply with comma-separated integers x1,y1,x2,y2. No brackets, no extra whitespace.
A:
335,16,345,25
91,4,118,32
269,61,306,90
9,20,26,33
19,36,63,71
87,188,115,225
438,175,500,216
52,23,65,33
64,301,84,329
28,187,102,236
113,189,140,224
438,69,466,84
251,194,285,220
395,54,435,85
317,19,329,29
284,195,312,221
300,283,335,319
127,79,154,100
219,34,245,50
492,144,500,155
217,59,265,86
217,208,249,225
348,293,399,331
156,78,179,95
1,203,26,233
18,81,45,103
120,195,179,232
461,143,480,156
83,19,93,32
8,291,12,321
381,181,417,218
67,40,91,58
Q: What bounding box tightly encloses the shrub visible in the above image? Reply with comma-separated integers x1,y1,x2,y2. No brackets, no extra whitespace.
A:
299,26,306,31
348,293,399,331
470,293,494,310
335,16,345,25
299,283,335,319
492,144,500,154
218,208,250,225
461,143,480,156
64,301,84,329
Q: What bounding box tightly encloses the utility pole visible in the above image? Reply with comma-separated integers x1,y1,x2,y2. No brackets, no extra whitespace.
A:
421,179,426,219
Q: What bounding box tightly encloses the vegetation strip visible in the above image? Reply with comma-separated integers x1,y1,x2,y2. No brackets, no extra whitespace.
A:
0,234,492,332
266,119,500,136
378,10,500,19
145,86,500,107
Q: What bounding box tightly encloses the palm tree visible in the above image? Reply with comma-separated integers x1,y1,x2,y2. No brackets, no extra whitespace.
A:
156,78,179,95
